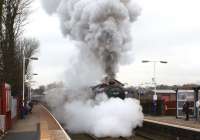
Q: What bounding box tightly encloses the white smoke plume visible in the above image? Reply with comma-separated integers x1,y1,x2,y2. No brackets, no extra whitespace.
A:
45,88,143,138
41,0,144,138
42,0,141,78
63,94,143,137
41,0,61,15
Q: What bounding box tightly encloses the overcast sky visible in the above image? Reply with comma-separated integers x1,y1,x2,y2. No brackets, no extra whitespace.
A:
24,0,200,88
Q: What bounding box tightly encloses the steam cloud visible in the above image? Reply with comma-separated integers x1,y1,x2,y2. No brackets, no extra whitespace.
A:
45,88,143,137
41,0,143,138
42,0,141,78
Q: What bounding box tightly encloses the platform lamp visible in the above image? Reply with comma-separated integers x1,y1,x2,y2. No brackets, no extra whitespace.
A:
25,73,38,101
22,48,38,107
142,60,168,101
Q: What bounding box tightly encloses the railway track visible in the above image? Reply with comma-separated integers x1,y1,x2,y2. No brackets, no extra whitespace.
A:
69,133,153,140
135,133,155,140
86,133,155,140
86,134,132,140
66,126,153,140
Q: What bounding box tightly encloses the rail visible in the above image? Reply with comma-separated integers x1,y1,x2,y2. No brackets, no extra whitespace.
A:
85,134,99,140
86,134,138,140
135,133,156,140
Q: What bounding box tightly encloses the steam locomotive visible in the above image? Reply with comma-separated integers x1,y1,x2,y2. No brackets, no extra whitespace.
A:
92,78,126,99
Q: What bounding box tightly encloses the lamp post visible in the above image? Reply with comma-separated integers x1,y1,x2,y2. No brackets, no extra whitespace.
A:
22,48,38,107
25,80,37,102
142,60,167,114
25,73,37,101
138,82,150,101
25,73,38,80
142,60,167,97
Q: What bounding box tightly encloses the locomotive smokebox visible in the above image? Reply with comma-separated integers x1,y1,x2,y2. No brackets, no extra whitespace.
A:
92,77,126,99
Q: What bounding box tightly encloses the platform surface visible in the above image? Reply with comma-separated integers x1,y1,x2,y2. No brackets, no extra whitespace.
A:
2,104,70,140
145,115,200,130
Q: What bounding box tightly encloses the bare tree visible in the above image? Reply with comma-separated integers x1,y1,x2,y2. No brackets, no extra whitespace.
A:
0,0,3,37
12,38,39,96
0,0,4,82
17,38,39,72
0,0,39,96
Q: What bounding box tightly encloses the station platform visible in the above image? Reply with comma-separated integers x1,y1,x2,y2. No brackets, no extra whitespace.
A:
144,115,200,131
3,105,200,140
2,104,70,140
136,115,200,140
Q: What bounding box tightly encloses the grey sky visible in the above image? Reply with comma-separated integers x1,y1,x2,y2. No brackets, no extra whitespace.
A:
24,0,200,87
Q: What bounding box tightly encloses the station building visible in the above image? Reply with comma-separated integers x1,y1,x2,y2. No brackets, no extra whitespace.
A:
0,82,19,132
140,89,176,115
140,87,200,119
176,87,200,119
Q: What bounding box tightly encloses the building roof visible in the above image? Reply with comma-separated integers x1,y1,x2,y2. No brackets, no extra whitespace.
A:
152,89,176,94
177,90,194,93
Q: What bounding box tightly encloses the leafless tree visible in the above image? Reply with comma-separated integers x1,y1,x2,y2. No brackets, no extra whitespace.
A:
0,0,4,80
0,0,4,36
12,38,39,96
17,38,39,81
0,0,39,96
